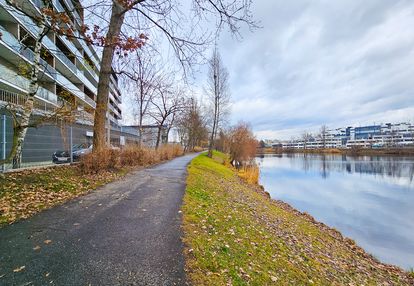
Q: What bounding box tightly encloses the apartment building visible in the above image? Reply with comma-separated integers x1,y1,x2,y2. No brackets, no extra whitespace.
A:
0,0,122,125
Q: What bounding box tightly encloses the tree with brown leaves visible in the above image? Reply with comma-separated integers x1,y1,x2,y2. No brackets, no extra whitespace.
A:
228,122,258,164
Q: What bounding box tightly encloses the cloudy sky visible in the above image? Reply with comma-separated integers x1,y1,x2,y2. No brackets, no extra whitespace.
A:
213,0,414,140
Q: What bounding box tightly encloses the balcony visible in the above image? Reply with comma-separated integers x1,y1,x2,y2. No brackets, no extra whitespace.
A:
0,88,63,114
50,0,101,72
109,82,122,103
3,4,99,91
109,91,120,106
0,26,57,81
108,101,121,119
0,27,96,110
55,72,95,109
39,36,98,96
0,30,95,110
0,64,59,104
107,112,118,125
0,26,96,105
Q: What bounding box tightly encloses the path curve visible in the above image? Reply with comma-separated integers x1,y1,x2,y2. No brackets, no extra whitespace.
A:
0,153,198,286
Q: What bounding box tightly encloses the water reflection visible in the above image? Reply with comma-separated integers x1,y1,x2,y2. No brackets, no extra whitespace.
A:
258,154,414,186
257,154,414,269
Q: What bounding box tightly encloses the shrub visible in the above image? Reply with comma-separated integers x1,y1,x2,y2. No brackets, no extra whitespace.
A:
238,165,260,185
79,144,184,174
79,148,120,174
228,122,258,164
193,146,204,152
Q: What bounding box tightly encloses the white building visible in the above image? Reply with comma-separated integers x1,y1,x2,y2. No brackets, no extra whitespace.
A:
0,0,122,125
279,123,414,149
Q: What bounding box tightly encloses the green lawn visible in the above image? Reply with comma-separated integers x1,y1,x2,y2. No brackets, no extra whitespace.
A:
182,152,413,285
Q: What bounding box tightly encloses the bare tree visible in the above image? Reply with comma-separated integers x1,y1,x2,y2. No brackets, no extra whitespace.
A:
302,131,312,150
128,53,161,146
176,97,208,151
149,83,186,149
86,0,257,151
206,48,230,158
215,129,230,153
319,125,328,149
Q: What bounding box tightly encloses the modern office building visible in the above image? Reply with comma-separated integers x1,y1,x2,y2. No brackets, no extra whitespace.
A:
0,0,122,125
279,123,414,149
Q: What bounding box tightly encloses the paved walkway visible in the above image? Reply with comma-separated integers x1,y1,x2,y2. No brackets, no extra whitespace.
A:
0,153,198,286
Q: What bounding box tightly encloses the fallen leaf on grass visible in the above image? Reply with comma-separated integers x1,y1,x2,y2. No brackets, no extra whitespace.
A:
13,266,25,273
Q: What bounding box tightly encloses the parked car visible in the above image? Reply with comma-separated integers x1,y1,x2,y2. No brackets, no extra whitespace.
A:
52,143,92,164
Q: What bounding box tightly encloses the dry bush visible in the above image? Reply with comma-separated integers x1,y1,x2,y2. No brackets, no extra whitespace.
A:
119,146,146,166
229,122,258,163
238,165,260,185
157,144,184,160
193,146,204,152
79,148,120,174
79,144,184,174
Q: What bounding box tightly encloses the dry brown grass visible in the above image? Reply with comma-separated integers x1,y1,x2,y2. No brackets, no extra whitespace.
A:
80,144,184,174
238,164,260,185
193,146,204,152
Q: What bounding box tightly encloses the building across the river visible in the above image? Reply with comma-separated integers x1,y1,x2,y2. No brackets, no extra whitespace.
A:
274,123,414,149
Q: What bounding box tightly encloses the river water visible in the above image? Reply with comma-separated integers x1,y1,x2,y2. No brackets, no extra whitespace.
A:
256,153,414,270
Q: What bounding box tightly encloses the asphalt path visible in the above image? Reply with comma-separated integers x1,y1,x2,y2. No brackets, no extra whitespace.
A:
0,153,198,286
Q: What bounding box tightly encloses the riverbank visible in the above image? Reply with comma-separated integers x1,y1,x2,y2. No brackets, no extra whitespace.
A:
258,147,414,156
182,152,414,285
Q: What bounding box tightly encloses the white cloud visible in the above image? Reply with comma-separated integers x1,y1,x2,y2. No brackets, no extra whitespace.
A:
215,0,414,139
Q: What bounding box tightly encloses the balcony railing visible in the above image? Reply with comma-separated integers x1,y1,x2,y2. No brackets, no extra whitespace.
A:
47,0,100,72
83,93,96,108
3,5,99,90
0,89,63,114
0,26,57,80
0,60,59,105
31,0,42,9
3,27,97,99
55,73,96,109
108,101,121,118
0,89,26,106
54,46,77,73
108,112,118,124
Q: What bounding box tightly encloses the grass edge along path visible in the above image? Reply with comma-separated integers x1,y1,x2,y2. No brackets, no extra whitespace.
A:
182,152,414,285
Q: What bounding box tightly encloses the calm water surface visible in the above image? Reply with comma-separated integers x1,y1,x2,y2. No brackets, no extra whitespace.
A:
257,153,414,269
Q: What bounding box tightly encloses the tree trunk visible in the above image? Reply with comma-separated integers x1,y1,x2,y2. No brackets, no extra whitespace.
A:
138,125,143,147
155,126,162,149
93,2,125,151
208,116,216,158
11,21,46,168
208,72,219,158
138,79,144,147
